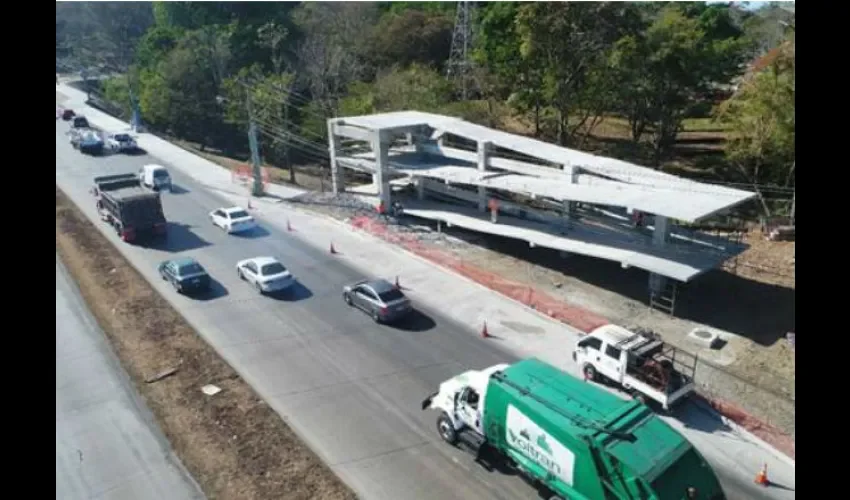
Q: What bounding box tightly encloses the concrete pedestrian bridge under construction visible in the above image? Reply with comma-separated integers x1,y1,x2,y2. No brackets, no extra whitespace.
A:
325,111,755,315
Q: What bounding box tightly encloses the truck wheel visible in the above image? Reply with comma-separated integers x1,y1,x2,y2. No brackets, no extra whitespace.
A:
437,414,458,445
583,364,597,382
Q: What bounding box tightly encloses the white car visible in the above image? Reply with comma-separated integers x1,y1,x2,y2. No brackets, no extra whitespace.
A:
210,206,256,233
106,132,138,152
236,257,295,294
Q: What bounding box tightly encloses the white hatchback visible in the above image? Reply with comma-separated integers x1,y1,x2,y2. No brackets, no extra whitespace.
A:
210,206,256,234
236,257,295,294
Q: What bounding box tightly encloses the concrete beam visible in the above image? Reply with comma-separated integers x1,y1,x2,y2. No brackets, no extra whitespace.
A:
419,143,572,181
477,141,491,212
333,123,373,142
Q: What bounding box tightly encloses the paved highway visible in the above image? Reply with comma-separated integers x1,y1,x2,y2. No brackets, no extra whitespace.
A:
56,256,204,500
55,121,788,500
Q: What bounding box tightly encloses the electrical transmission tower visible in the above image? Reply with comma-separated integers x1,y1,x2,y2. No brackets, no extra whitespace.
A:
446,1,477,100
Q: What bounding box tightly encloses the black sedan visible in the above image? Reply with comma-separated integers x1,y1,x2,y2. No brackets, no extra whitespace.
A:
158,257,211,294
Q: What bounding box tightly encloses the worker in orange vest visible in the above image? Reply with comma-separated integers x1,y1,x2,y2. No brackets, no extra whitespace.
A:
488,198,499,223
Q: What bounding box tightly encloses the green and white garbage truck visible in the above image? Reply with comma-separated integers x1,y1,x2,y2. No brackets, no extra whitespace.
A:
421,358,724,500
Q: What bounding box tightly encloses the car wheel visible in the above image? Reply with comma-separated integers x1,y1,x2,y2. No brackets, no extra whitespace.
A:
237,268,244,280
437,414,458,445
371,309,382,323
171,279,181,293
343,292,352,306
583,364,597,382
255,281,263,294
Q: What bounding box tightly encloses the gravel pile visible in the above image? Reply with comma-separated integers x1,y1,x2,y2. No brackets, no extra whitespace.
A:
288,191,471,251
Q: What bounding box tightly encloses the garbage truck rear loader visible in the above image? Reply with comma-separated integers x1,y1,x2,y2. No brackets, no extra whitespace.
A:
422,358,724,500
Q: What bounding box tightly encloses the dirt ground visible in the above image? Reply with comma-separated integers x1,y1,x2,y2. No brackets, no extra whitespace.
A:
55,187,354,500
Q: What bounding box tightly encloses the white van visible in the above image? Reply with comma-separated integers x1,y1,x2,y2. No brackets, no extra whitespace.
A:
139,164,172,192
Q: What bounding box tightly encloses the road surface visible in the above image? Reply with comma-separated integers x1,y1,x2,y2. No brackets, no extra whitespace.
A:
56,256,204,500
55,118,792,500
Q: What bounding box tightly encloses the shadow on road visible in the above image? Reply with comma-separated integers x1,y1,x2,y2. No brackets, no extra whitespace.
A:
124,147,148,156
232,225,270,239
143,222,211,253
392,309,437,332
676,399,732,434
193,278,230,302
168,184,191,195
265,281,313,302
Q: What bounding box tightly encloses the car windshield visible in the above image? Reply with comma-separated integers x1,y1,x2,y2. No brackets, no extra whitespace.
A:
261,263,286,276
229,210,250,219
153,169,169,178
178,263,205,276
378,288,405,302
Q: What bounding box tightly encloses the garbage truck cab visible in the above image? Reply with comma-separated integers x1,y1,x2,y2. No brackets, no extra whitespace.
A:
422,358,725,500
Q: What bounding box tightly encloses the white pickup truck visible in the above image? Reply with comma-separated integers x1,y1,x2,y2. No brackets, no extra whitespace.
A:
573,324,696,410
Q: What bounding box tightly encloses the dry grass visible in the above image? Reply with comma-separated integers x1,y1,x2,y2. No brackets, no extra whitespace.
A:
55,186,355,500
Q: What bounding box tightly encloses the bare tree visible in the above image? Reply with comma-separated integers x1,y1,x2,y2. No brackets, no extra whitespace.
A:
293,2,379,115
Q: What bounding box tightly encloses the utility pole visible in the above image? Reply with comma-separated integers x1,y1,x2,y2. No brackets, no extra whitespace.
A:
245,88,264,197
285,87,293,184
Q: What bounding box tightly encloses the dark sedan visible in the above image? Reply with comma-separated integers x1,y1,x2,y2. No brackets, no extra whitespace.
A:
342,278,413,323
158,257,211,294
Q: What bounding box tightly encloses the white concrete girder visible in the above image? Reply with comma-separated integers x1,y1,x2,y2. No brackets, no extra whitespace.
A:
333,123,373,142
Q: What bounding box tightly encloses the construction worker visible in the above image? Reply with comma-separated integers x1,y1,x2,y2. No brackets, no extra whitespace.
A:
391,200,404,218
377,199,387,221
488,197,499,224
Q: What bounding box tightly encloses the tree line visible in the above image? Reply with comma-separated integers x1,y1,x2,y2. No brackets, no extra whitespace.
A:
56,1,795,214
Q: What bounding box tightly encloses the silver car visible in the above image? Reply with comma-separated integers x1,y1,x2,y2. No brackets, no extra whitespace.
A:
343,278,412,323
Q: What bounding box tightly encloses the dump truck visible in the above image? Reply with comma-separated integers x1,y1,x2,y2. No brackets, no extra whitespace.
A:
422,358,724,500
573,325,696,410
92,173,167,243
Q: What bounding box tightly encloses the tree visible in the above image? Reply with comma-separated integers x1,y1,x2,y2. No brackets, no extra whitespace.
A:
340,65,452,115
610,4,748,165
368,9,453,72
716,40,794,216
293,2,379,115
514,2,640,145
139,35,226,149
476,2,546,135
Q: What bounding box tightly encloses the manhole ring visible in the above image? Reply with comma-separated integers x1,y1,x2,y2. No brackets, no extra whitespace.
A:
692,329,713,339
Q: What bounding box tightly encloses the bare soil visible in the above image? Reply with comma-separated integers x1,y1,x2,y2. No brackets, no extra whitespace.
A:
55,187,354,500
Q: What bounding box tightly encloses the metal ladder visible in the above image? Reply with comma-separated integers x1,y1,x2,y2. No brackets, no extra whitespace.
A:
649,280,678,316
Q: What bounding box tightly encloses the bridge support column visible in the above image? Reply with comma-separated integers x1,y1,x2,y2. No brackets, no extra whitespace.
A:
648,215,677,313
477,141,491,212
328,121,344,195
416,177,425,200
371,129,391,207
562,164,580,221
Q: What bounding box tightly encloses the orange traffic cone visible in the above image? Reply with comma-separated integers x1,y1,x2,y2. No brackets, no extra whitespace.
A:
329,242,337,254
286,219,293,232
754,463,769,487
481,321,490,339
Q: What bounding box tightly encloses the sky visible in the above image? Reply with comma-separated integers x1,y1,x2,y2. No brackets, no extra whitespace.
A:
706,1,792,11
